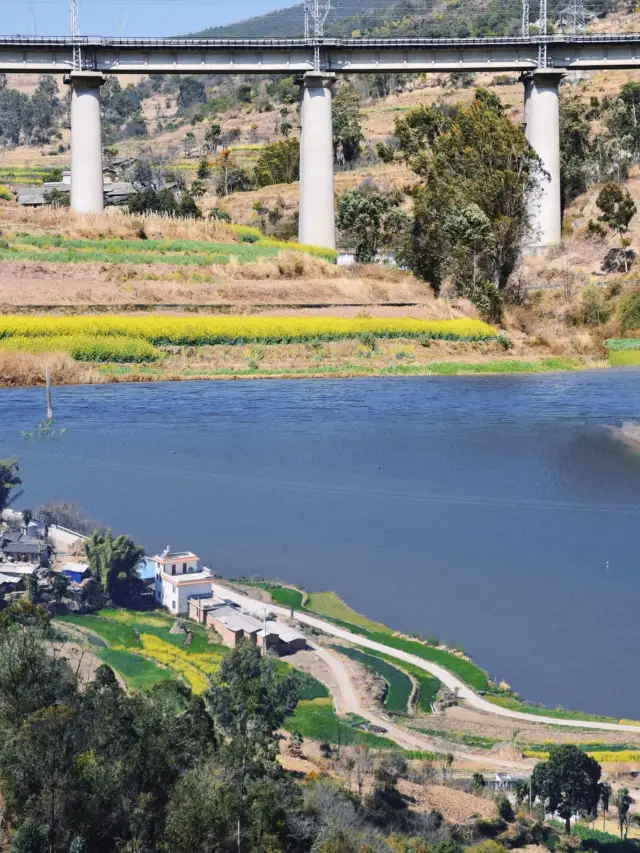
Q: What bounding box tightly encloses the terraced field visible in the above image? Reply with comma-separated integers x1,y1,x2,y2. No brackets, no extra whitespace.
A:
333,645,413,713
56,608,227,693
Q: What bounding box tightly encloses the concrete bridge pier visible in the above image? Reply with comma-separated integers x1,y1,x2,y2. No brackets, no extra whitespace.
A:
64,71,106,214
298,72,336,250
522,70,564,247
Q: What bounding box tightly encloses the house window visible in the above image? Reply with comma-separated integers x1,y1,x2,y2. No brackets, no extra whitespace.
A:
183,562,187,572
171,564,176,576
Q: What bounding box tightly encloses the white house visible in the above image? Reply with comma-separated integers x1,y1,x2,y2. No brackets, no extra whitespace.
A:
152,547,213,616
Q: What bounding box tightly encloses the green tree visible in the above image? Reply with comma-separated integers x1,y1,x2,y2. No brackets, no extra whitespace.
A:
253,138,300,188
206,642,299,853
0,457,22,515
472,772,486,793
392,89,540,314
332,85,364,164
197,156,211,179
164,765,234,853
605,82,640,163
596,181,637,271
27,574,39,604
204,122,221,153
617,787,633,839
620,290,640,332
337,187,408,263
442,202,497,312
84,529,144,604
178,77,207,111
52,573,70,603
531,744,602,834
600,781,612,831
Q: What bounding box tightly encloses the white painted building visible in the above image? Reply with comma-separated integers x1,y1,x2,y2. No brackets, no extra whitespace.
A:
152,548,214,616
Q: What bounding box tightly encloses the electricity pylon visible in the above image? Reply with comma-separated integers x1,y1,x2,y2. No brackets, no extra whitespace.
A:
522,0,530,36
559,0,587,33
538,0,548,67
304,0,331,70
27,0,37,36
70,0,81,70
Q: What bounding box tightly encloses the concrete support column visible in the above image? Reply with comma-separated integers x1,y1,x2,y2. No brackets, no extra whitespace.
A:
298,72,336,250
522,70,564,247
64,71,106,214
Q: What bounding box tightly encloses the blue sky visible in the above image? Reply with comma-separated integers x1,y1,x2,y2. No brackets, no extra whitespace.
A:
11,0,296,37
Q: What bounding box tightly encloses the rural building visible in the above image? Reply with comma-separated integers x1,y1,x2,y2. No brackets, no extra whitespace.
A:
188,595,227,624
257,621,307,656
0,531,51,567
60,562,91,584
152,547,214,616
208,611,262,648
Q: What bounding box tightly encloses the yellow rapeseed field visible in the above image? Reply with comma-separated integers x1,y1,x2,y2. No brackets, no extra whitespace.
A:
524,750,640,762
0,316,497,346
136,634,213,694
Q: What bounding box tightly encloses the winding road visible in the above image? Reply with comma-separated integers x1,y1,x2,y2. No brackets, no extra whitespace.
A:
212,581,640,735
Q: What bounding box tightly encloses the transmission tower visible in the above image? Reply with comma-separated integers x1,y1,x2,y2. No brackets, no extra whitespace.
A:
304,0,331,71
70,0,82,71
27,0,37,36
522,0,529,36
538,0,547,67
559,0,587,33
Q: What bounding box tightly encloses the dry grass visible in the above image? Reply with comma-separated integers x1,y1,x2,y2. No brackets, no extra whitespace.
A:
0,203,238,242
0,350,103,386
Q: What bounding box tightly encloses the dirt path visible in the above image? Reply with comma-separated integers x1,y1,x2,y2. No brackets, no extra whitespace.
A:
213,581,640,735
309,642,529,769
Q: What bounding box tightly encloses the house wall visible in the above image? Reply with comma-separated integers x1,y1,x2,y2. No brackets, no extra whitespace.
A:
154,557,199,578
156,578,213,615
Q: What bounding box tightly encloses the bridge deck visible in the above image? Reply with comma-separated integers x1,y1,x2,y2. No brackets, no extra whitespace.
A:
1,34,640,73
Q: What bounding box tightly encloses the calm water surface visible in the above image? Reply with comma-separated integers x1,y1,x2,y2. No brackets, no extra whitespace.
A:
1,370,639,717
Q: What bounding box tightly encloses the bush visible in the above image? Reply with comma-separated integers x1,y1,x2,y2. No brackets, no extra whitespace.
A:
495,794,515,822
0,185,13,201
575,287,613,326
619,290,640,332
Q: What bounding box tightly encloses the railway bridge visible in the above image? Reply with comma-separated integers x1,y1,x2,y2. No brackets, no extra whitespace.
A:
4,33,640,248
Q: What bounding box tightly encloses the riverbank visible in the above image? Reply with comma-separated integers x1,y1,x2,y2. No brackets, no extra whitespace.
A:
238,581,640,728
0,346,597,388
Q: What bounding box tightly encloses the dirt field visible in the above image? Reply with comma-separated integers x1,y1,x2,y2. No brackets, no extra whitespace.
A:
50,640,127,692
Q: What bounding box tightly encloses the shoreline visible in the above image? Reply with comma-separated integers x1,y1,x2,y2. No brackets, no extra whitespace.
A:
226,580,640,729
0,355,604,389
609,424,640,452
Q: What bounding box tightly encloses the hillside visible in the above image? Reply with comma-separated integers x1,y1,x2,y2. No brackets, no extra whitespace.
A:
187,0,523,39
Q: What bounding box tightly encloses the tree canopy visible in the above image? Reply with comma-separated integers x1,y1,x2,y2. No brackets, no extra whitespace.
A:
531,744,602,834
382,89,541,317
0,457,22,515
85,529,145,604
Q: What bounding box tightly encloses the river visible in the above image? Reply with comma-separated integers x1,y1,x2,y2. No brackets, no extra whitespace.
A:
1,370,639,718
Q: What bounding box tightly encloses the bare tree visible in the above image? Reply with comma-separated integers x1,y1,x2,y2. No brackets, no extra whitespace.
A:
353,745,373,801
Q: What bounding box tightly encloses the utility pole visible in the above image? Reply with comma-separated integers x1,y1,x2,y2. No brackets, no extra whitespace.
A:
45,367,53,422
70,0,81,71
522,0,530,36
538,0,548,68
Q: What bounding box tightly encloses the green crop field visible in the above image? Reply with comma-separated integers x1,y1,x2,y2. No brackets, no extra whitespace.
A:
333,645,412,713
283,698,394,747
0,232,338,265
306,592,391,633
96,648,173,691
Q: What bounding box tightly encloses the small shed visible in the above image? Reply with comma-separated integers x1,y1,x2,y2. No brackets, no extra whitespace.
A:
188,595,227,624
257,621,307,656
61,562,91,584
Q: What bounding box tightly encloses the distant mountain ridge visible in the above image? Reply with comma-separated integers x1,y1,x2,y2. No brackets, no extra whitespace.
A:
184,0,523,41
